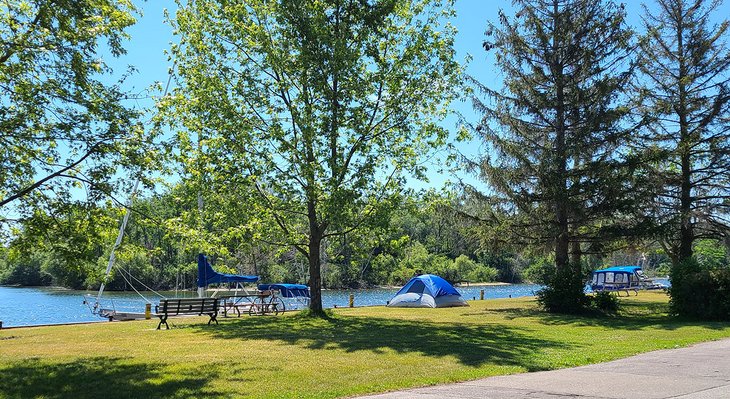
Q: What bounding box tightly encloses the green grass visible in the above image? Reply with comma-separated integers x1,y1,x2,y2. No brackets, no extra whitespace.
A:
1,292,729,398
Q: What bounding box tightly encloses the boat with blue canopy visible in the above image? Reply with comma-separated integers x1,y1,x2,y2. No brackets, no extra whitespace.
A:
590,266,668,295
257,283,310,299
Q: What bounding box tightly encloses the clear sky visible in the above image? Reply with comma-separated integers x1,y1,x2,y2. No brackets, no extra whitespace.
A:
108,0,728,193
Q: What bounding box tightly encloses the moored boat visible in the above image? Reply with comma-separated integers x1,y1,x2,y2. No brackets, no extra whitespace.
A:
590,266,668,295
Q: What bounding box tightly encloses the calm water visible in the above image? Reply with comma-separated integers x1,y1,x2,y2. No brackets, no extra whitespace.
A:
0,284,542,327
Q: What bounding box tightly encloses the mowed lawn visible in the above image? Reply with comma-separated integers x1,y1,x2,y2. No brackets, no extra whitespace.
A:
1,292,729,399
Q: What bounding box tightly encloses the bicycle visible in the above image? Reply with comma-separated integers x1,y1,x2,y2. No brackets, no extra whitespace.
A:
248,289,286,316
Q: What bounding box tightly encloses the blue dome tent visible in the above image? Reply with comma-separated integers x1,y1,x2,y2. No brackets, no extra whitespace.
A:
387,274,469,308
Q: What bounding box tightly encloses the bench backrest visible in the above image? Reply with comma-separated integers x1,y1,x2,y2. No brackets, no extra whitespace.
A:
159,298,219,316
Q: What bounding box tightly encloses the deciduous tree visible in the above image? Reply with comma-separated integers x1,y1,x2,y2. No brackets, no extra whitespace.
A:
163,0,461,314
0,1,153,225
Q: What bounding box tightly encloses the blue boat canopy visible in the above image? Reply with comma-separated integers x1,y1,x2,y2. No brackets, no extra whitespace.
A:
258,283,310,298
197,254,259,288
590,265,642,292
594,266,642,274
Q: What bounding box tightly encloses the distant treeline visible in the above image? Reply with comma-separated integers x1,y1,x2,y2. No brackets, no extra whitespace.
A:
3,188,717,291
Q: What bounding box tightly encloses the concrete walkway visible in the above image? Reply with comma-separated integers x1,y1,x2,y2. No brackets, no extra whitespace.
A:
358,338,730,398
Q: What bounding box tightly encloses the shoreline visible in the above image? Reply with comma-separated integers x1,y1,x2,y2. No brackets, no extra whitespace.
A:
2,281,521,293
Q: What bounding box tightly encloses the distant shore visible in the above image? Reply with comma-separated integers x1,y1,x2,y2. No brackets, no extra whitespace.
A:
455,282,513,287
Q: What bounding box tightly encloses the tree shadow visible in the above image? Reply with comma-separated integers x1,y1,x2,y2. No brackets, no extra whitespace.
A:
186,314,571,370
0,356,221,399
483,302,729,331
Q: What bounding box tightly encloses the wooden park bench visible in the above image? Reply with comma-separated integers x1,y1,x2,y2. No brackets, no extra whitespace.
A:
156,298,220,330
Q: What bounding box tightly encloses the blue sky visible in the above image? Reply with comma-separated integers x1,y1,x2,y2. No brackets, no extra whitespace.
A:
108,0,727,193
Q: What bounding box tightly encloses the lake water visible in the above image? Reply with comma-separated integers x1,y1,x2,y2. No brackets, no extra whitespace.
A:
0,284,542,327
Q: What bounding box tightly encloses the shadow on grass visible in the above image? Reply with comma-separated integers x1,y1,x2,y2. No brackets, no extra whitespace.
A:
484,301,728,331
188,314,570,370
0,356,220,399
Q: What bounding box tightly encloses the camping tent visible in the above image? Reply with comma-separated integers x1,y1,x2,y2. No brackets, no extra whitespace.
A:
387,274,469,308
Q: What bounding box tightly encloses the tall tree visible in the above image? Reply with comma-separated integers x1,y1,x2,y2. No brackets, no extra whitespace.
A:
637,0,730,265
0,0,155,225
163,0,461,314
468,0,636,309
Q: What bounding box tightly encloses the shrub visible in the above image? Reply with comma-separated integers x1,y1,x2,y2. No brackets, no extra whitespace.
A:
454,255,477,277
466,265,499,283
389,267,416,286
669,258,730,320
368,253,397,285
431,257,458,284
536,265,590,314
590,291,619,313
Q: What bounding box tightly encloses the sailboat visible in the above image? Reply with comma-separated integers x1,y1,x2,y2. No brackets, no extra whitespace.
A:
82,181,155,321
83,180,261,321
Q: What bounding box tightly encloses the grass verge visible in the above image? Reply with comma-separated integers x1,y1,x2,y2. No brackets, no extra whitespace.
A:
0,292,728,398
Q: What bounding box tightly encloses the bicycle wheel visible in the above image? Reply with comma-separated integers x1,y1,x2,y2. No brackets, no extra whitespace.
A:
270,297,285,315
248,297,264,316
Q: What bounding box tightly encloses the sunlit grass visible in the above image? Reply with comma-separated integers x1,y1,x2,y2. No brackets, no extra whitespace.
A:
1,292,728,398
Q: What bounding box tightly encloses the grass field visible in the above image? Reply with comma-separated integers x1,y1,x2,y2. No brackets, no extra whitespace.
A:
1,292,729,399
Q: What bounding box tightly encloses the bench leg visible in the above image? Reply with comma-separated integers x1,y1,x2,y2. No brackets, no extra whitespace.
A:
208,312,218,325
157,316,169,330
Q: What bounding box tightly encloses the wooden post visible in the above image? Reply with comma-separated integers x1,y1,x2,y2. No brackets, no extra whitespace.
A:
480,290,484,300
349,293,354,308
145,303,152,319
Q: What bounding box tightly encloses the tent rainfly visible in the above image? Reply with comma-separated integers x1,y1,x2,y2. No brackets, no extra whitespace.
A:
387,274,469,308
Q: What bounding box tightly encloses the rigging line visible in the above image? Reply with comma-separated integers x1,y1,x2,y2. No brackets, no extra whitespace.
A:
115,264,151,304
96,180,140,306
112,262,168,300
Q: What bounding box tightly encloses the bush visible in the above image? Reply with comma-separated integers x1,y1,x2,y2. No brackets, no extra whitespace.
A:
368,254,397,285
454,255,499,283
536,265,590,314
454,255,477,277
466,265,499,283
669,258,730,320
590,291,619,313
389,267,416,286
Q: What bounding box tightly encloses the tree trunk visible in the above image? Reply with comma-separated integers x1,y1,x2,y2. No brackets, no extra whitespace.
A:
555,216,570,271
570,240,581,271
676,10,694,265
307,232,324,315
552,0,569,273
678,149,693,262
307,197,326,316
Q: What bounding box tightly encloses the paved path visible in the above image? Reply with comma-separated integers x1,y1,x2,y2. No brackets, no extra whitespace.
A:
358,338,730,398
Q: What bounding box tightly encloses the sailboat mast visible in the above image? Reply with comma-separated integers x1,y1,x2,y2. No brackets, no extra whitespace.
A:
96,180,140,306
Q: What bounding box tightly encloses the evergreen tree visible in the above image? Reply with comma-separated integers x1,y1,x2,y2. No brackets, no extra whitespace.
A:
468,0,636,311
636,0,730,265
